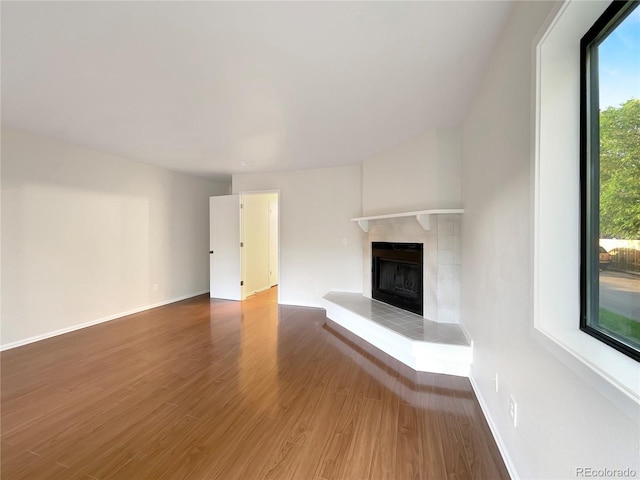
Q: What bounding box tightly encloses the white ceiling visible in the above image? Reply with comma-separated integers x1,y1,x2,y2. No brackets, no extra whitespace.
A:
2,1,513,181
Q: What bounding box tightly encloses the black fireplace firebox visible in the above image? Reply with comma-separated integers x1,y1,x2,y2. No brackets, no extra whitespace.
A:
372,242,423,316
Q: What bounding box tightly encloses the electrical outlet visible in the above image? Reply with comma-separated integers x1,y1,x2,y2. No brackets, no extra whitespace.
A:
494,373,499,393
153,283,159,292
509,394,518,427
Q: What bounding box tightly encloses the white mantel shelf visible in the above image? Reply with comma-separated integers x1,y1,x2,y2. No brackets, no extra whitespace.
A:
351,209,464,232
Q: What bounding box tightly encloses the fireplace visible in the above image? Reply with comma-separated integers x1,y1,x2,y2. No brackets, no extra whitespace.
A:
371,242,423,315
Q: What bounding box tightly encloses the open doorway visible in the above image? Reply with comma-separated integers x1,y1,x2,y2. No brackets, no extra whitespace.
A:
240,192,279,301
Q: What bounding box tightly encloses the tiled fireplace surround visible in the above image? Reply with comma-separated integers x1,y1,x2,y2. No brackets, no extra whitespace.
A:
323,212,468,375
362,214,461,324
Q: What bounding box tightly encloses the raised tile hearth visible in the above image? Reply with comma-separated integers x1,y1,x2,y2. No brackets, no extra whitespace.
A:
323,291,472,377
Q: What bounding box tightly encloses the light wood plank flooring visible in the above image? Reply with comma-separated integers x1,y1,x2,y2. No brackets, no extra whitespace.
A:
1,288,509,479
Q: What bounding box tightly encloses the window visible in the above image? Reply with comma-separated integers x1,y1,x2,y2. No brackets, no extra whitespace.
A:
580,0,640,361
535,0,639,420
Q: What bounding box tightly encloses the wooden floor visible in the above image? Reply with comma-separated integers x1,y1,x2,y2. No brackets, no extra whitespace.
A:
1,288,509,480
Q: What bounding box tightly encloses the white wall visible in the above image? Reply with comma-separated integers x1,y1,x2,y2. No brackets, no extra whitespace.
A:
268,195,279,286
362,128,462,216
233,165,362,307
1,128,230,347
461,2,640,478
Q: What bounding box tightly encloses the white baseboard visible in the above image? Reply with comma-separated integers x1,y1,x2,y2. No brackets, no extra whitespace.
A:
0,290,210,351
245,285,272,297
468,373,518,479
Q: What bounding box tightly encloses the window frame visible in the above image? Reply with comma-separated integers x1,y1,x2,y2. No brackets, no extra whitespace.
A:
579,0,640,362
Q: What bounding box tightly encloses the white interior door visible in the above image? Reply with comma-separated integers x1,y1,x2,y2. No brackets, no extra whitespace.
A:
210,195,242,300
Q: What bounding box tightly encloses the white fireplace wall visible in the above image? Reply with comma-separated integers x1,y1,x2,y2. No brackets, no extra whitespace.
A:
362,128,462,217
363,214,461,324
360,126,462,323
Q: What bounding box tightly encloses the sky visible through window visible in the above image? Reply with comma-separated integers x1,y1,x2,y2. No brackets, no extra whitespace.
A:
598,6,639,109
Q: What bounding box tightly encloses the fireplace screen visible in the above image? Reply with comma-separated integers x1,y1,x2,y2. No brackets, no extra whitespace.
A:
372,242,423,315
